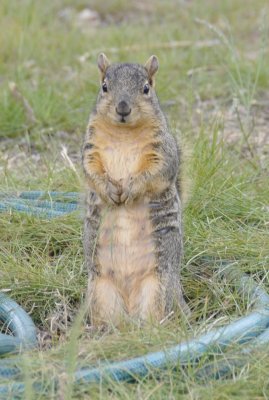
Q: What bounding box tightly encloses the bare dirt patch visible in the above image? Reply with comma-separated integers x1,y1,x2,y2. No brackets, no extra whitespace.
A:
193,94,269,168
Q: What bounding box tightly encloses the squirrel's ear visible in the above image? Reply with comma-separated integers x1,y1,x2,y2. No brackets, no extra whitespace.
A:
97,53,110,79
144,55,159,84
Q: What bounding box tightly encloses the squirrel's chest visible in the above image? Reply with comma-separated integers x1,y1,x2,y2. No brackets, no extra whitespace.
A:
100,140,141,181
102,143,140,180
92,125,154,181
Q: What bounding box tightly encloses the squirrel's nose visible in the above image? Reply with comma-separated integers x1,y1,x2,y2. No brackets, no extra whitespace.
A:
116,101,131,117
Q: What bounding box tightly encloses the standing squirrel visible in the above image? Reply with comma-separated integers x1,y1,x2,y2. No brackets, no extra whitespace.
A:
82,53,188,326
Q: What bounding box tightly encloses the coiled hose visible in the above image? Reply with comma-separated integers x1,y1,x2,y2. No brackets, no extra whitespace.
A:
0,292,37,355
0,192,268,397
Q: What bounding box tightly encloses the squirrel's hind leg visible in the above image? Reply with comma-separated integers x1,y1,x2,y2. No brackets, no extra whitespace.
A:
128,274,165,322
87,277,126,327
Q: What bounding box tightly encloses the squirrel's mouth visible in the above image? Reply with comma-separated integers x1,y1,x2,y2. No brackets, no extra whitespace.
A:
120,117,127,123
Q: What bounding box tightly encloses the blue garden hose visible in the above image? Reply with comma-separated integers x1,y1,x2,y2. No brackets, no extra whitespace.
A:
0,292,37,355
0,191,79,219
0,192,269,398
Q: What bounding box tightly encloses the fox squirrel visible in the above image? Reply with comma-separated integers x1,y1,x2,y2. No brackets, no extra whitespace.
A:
82,53,188,326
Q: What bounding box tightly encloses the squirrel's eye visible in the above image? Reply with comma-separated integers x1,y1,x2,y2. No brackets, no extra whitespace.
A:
143,84,150,94
102,82,108,92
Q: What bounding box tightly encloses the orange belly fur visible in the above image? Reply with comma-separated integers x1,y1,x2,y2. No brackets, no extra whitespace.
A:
97,201,156,313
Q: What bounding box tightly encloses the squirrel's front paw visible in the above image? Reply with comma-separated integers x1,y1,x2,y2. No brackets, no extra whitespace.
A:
106,176,123,205
120,176,141,204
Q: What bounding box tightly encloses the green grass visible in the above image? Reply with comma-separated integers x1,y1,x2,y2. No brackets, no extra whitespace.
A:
0,0,269,398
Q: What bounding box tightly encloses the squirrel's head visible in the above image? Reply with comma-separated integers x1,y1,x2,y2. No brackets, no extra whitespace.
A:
95,53,159,127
